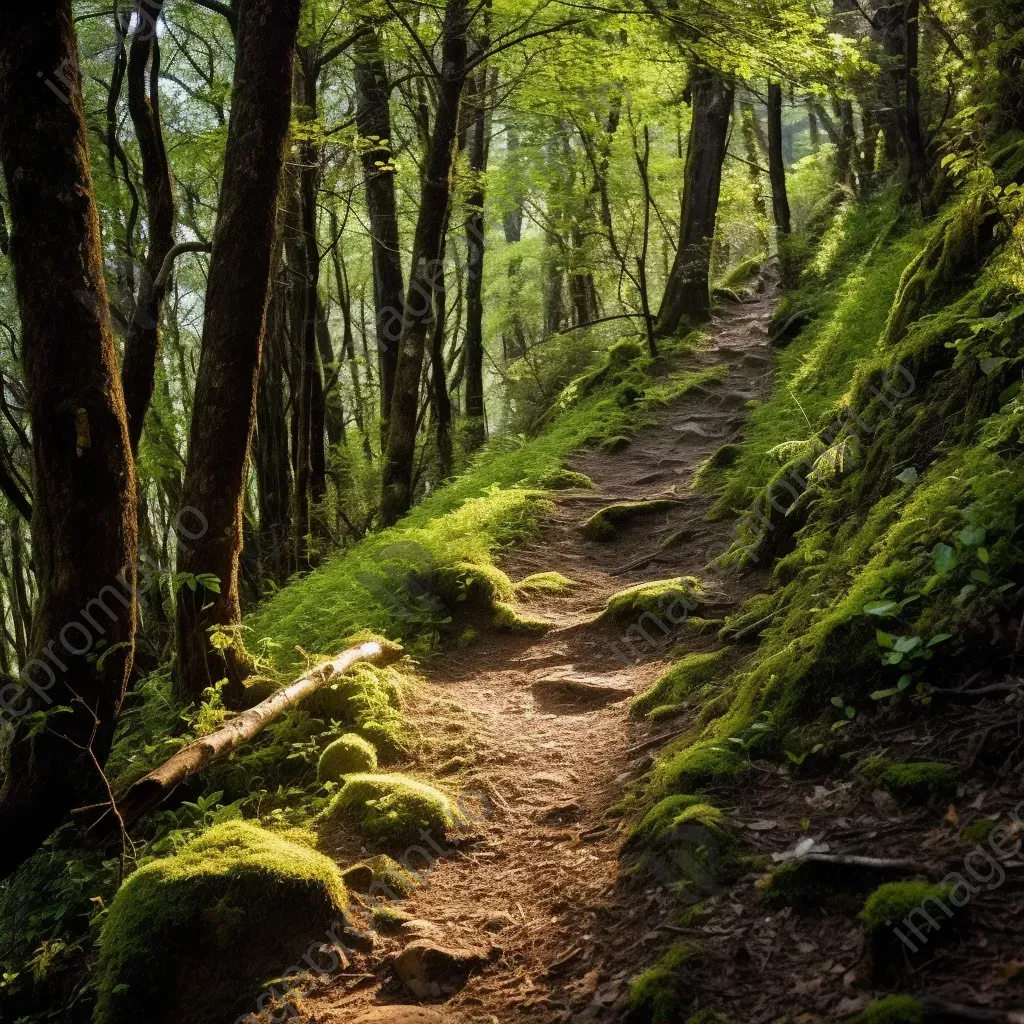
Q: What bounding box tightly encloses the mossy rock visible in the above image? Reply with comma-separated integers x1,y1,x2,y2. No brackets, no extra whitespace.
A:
863,758,956,805
860,881,961,977
632,650,728,719
656,740,750,794
435,559,517,610
361,854,421,898
624,941,701,1024
318,733,378,783
626,795,728,853
854,995,924,1024
601,434,633,453
325,773,465,851
537,468,595,490
962,817,997,843
94,822,347,1024
719,256,762,291
515,571,578,594
582,500,677,542
492,600,551,633
302,663,404,733
372,904,415,933
601,576,708,622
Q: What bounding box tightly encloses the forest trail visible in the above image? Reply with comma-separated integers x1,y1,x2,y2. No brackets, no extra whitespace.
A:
302,270,778,1024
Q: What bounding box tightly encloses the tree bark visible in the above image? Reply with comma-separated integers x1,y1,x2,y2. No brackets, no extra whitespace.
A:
380,0,470,526
501,128,527,360
354,28,405,431
767,83,791,236
0,1,138,881
174,0,301,704
462,66,489,454
120,0,175,455
655,67,733,337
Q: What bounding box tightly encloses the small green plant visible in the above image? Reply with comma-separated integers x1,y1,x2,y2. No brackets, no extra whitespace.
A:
829,694,856,730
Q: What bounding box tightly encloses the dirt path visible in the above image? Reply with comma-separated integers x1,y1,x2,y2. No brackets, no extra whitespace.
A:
302,277,778,1024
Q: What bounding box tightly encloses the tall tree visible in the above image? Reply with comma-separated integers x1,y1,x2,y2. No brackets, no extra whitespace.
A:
0,1,138,879
655,67,733,336
380,0,471,526
354,27,405,431
174,0,302,703
766,83,791,236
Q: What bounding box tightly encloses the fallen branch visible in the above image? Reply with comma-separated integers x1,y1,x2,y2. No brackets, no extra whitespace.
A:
919,997,1024,1023
795,853,921,874
929,681,1023,704
84,640,400,843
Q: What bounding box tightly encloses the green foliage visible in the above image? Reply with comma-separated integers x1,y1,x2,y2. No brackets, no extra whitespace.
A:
582,500,678,541
492,600,551,633
861,758,957,805
655,740,749,794
324,773,464,850
317,733,378,782
962,818,998,843
536,468,595,490
515,570,578,594
94,822,347,1024
602,576,707,620
859,881,953,936
632,650,730,720
854,996,924,1024
625,942,700,1024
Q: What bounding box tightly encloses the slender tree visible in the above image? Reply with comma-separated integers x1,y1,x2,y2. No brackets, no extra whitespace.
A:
174,0,301,703
0,2,138,880
655,66,733,336
767,83,791,235
380,0,471,525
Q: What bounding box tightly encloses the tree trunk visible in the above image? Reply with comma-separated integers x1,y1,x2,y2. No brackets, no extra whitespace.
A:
462,67,489,454
739,94,769,251
767,83,791,236
0,1,138,881
354,28,405,431
174,0,301,704
120,0,174,455
655,67,733,337
543,231,565,336
806,97,821,153
501,128,527,360
380,0,470,526
430,230,454,480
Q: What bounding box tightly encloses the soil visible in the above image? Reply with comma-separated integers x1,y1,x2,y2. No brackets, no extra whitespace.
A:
297,267,1024,1024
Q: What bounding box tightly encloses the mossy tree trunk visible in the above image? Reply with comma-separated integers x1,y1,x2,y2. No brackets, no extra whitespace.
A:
380,0,470,526
655,66,733,337
0,1,138,880
174,0,301,704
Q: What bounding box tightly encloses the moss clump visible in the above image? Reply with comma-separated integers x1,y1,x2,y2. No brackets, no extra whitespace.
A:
302,662,406,760
372,904,414,933
962,818,997,843
686,1012,734,1024
94,822,347,1024
537,468,595,490
860,881,956,940
625,794,707,850
515,571,578,594
325,773,464,850
758,857,897,912
318,733,378,783
854,995,924,1024
492,600,551,633
632,650,729,719
582,500,678,541
719,256,762,291
602,576,707,621
656,740,749,794
361,854,421,898
863,758,956,804
625,942,700,1024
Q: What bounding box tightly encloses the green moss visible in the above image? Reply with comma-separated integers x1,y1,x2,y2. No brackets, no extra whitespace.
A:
758,857,896,912
371,904,414,932
625,942,700,1024
537,468,595,490
854,996,924,1024
863,758,956,804
361,854,421,898
626,794,707,850
582,500,678,541
655,740,749,794
859,881,954,937
962,818,998,843
719,256,762,291
492,600,551,633
515,571,578,594
325,773,465,850
602,576,708,621
632,650,729,719
95,822,347,1024
685,1012,734,1024
318,733,378,783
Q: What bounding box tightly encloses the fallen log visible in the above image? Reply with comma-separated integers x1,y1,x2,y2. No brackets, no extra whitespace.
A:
84,639,401,843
